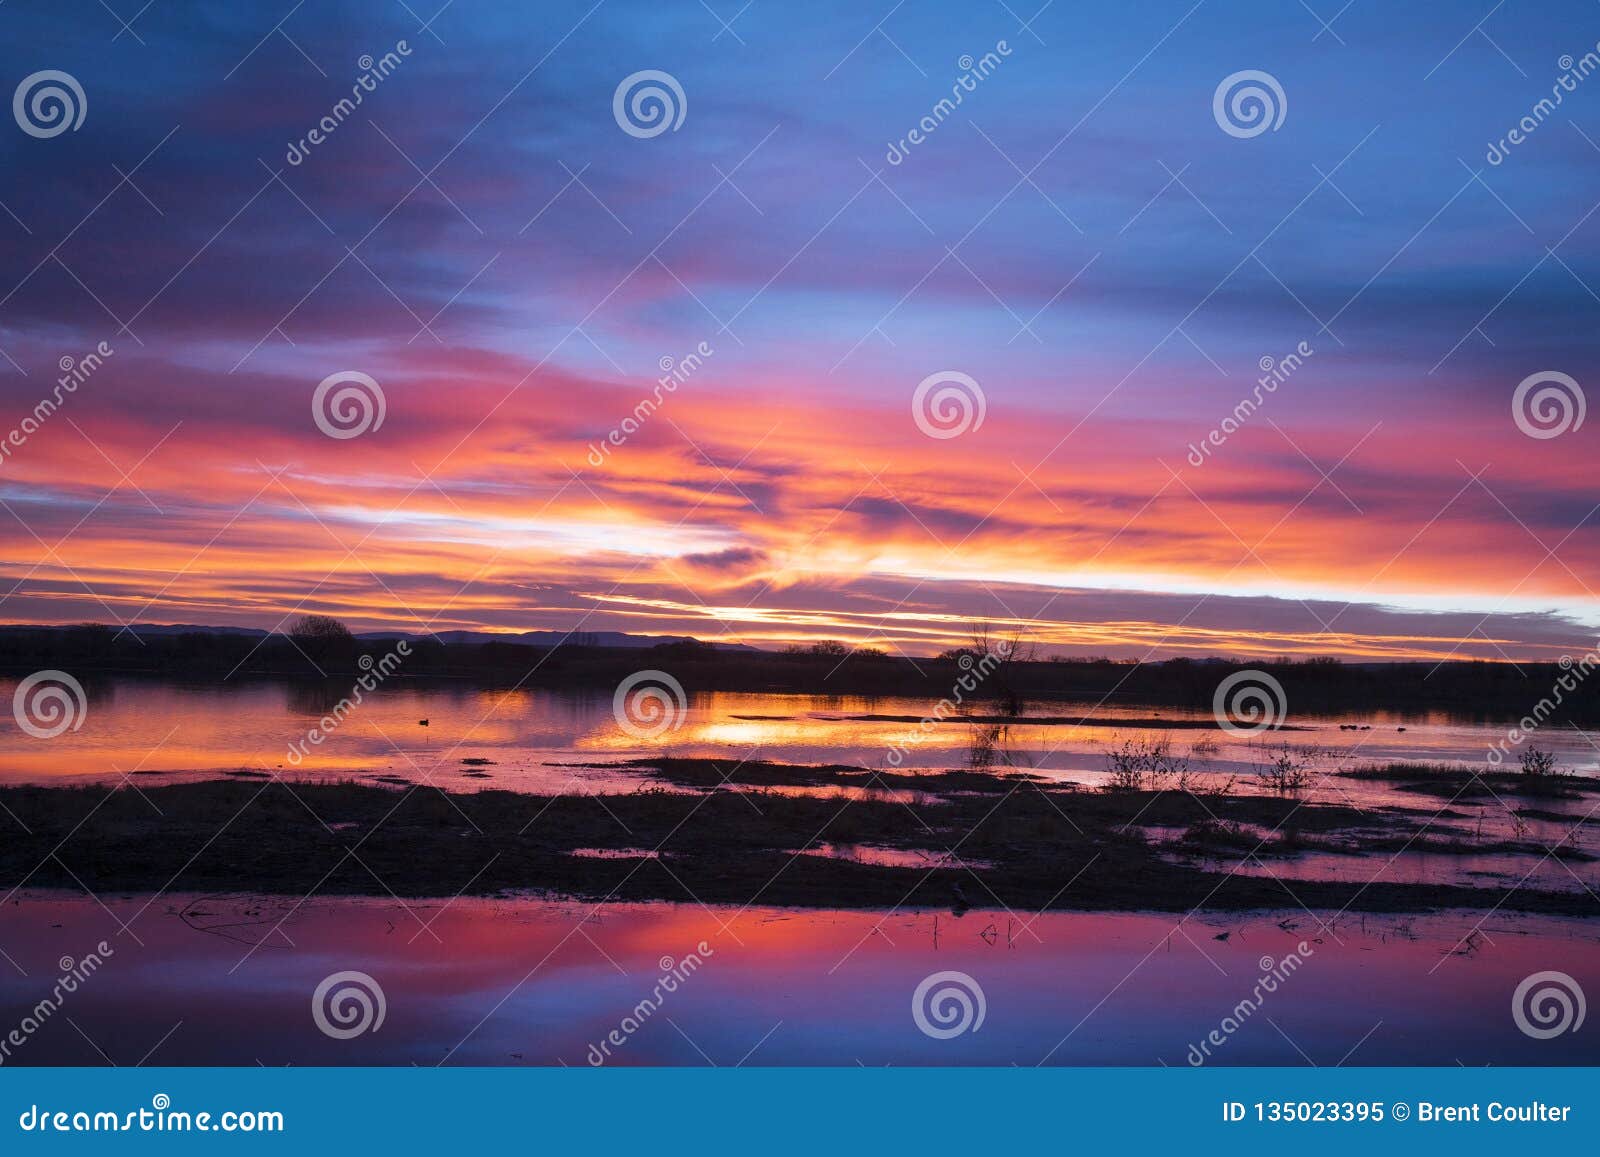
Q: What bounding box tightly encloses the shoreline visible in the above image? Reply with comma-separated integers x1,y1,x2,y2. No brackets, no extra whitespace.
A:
3,761,1595,916
7,630,1600,725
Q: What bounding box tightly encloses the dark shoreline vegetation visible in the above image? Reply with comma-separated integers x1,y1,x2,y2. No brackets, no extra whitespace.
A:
3,758,1597,915
2,622,1599,723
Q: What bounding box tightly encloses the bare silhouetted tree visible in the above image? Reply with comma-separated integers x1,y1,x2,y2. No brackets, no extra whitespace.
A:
287,614,355,669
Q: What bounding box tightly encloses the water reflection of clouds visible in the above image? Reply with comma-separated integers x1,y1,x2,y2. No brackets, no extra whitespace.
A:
4,679,1599,790
4,896,1598,1066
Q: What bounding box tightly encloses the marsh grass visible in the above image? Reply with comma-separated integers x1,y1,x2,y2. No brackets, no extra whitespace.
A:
1103,735,1192,792
1255,742,1320,794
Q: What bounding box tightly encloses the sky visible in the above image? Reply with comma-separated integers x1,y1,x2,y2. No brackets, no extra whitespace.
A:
0,0,1597,660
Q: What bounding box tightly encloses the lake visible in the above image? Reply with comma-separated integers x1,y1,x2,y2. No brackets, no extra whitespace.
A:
3,894,1598,1066
2,675,1597,792
1,676,1596,1066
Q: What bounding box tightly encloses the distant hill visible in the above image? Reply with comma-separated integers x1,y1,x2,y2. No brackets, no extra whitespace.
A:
117,624,270,637
355,628,759,652
0,623,757,651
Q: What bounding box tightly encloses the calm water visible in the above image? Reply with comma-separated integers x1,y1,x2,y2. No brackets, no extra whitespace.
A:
2,675,1597,789
2,894,1598,1066
1,677,1596,1066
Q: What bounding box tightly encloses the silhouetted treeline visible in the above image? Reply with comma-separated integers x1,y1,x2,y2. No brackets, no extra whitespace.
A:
1,625,1597,723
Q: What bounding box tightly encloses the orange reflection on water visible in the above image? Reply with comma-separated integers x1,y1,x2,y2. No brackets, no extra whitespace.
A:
3,892,1599,1066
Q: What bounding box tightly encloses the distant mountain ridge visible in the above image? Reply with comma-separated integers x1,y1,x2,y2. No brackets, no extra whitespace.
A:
359,628,758,651
0,623,757,651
